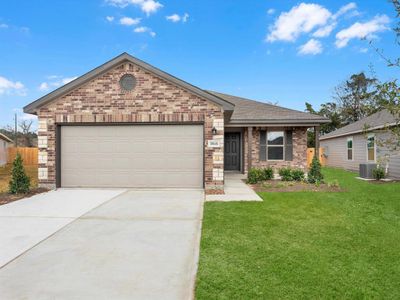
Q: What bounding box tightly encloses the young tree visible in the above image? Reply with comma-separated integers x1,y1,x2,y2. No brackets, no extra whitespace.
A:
9,153,31,194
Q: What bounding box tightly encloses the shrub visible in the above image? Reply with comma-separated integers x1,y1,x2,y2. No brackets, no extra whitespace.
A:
279,167,293,181
262,167,274,181
247,168,263,184
308,156,324,184
327,179,340,188
373,167,385,180
9,153,31,194
248,167,274,183
291,169,305,182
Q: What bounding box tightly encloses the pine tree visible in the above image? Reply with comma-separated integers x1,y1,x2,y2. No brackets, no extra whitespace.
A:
9,153,31,194
308,156,324,184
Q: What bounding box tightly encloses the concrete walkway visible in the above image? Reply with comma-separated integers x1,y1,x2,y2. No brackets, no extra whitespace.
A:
206,172,262,201
0,189,204,300
0,189,125,267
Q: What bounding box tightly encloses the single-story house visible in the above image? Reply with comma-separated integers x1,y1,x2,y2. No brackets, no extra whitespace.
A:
24,53,328,194
320,109,400,179
0,133,13,166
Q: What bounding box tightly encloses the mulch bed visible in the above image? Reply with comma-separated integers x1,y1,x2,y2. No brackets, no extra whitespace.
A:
0,188,49,206
247,180,344,193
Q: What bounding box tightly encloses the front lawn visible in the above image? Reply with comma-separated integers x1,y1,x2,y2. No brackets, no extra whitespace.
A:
196,168,400,299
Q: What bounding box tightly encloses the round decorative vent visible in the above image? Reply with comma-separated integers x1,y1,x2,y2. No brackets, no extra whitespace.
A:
119,74,136,91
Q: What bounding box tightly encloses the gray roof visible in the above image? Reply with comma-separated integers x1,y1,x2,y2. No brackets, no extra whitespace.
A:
320,109,397,140
0,133,13,143
207,91,329,125
24,53,234,114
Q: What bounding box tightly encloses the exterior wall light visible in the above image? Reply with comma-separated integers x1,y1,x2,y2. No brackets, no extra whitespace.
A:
212,127,217,135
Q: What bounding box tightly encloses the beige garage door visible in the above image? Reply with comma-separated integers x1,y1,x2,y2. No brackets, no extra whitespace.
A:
61,125,203,188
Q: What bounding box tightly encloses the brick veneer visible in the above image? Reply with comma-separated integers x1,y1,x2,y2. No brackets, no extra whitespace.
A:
243,127,308,173
36,62,224,194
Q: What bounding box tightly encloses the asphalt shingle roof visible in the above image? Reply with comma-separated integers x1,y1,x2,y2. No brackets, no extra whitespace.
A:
320,109,397,140
207,91,329,125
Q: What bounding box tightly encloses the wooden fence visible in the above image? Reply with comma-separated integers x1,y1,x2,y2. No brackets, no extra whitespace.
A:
307,148,326,167
7,147,38,165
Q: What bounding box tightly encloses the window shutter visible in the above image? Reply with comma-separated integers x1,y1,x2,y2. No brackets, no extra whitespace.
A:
260,130,267,161
285,130,293,161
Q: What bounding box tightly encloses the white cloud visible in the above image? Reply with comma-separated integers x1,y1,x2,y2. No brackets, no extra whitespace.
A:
166,14,180,22
267,3,331,42
0,23,8,28
312,23,336,38
61,77,78,84
333,2,357,20
119,17,141,26
359,47,369,53
166,13,189,23
298,39,323,55
38,76,78,92
141,0,163,15
39,82,49,91
106,16,115,22
335,15,390,48
0,76,25,95
267,9,275,15
134,26,156,37
106,0,163,15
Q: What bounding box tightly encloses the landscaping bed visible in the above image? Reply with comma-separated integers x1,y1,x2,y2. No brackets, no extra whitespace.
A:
247,179,343,192
0,188,49,205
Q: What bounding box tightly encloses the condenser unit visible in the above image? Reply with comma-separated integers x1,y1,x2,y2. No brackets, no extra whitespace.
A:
359,163,377,179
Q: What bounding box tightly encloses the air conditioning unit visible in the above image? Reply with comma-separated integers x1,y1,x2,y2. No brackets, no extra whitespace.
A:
359,163,377,179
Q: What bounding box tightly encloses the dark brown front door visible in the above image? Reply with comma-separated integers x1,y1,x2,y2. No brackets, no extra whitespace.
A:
224,133,240,171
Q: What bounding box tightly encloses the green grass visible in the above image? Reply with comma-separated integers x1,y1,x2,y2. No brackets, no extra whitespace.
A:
196,168,400,299
0,164,38,193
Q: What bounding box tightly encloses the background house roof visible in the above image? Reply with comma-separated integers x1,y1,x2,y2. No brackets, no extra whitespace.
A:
24,53,235,114
207,91,329,125
320,109,397,140
0,133,13,143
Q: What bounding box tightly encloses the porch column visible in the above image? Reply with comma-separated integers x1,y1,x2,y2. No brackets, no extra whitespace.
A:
314,126,320,159
247,127,252,172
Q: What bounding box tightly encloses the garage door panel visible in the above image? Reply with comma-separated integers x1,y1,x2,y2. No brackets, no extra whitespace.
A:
61,125,203,188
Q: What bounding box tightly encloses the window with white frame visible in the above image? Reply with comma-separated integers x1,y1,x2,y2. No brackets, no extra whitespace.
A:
367,134,375,161
267,131,284,160
347,137,353,160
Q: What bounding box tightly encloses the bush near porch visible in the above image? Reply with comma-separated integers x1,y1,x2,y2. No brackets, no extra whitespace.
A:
196,167,400,299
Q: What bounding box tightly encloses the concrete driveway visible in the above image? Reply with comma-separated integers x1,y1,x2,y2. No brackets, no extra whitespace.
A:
0,189,204,300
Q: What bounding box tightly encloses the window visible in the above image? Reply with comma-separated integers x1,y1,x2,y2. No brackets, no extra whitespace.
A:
260,130,293,161
347,137,353,160
367,135,375,161
267,131,284,160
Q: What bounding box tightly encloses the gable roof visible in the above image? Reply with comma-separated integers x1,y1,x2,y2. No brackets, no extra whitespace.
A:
24,53,234,114
207,91,329,125
320,109,397,140
0,133,13,143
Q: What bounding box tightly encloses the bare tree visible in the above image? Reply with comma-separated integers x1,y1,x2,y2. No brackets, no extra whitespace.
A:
19,120,34,147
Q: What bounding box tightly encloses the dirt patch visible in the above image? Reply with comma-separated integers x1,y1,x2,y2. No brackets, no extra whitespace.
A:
0,188,49,206
246,180,344,193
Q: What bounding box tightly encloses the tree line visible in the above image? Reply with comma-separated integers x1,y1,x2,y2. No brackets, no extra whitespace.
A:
307,0,399,150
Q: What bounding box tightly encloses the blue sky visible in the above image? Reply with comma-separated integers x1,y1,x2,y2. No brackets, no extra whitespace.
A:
0,0,398,129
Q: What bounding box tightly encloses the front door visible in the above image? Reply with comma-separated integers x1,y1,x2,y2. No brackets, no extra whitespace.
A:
224,133,240,171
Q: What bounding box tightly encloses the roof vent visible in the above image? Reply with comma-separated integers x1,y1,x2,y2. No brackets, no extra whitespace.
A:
119,74,136,91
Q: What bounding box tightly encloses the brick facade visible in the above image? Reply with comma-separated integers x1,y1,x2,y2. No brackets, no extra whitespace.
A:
243,127,308,173
36,62,224,194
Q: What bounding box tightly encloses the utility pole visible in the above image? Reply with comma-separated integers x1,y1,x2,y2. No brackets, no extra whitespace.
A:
14,113,18,148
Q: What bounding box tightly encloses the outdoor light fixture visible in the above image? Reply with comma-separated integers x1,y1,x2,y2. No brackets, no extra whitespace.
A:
212,127,217,135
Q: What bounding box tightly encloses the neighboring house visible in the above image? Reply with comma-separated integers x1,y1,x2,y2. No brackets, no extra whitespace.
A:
320,109,400,179
24,53,328,194
0,133,13,166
